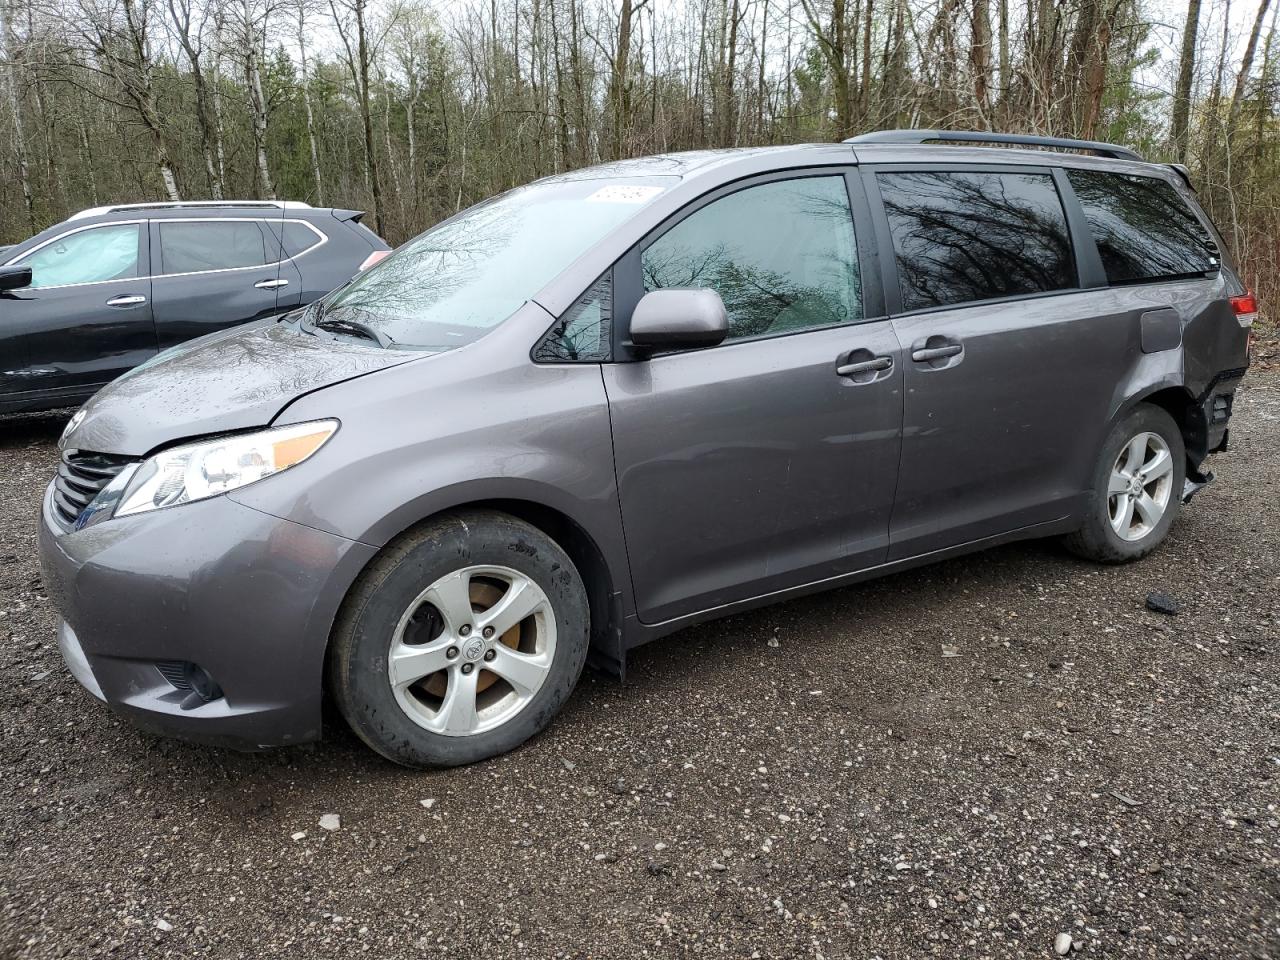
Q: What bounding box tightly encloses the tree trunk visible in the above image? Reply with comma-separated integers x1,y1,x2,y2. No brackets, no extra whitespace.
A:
1078,1,1117,139
121,0,181,200
297,7,324,204
971,0,993,118
1170,0,1201,161
1229,0,1274,131
0,0,36,232
167,0,223,198
242,14,275,200
356,0,384,235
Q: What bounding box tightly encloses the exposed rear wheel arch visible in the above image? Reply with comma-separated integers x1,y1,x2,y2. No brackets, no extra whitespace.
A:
1132,386,1206,468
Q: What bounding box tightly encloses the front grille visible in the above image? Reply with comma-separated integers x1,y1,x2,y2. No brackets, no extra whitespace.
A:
53,451,135,528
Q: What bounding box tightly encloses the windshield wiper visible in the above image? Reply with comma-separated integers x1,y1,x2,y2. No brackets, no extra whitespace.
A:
312,314,395,349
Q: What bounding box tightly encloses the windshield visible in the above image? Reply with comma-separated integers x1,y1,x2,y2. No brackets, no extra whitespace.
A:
321,177,673,349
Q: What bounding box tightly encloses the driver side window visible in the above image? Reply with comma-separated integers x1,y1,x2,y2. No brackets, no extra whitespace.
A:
16,223,142,289
640,176,861,342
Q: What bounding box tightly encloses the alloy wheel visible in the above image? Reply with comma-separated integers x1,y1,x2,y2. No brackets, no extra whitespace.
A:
1108,431,1174,542
387,565,556,736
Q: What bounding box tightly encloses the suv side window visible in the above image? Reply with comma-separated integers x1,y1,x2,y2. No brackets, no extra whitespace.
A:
1065,170,1219,284
158,220,269,274
277,221,325,258
877,170,1075,312
15,223,141,289
641,176,861,342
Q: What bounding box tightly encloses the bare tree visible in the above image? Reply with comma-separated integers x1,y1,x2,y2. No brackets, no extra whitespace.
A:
1171,0,1202,162
0,0,35,231
164,0,223,197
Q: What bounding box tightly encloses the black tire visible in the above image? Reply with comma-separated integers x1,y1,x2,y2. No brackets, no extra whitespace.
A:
329,509,589,768
1064,403,1186,564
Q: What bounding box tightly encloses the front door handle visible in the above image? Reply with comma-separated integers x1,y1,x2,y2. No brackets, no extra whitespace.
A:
836,356,893,377
105,295,147,307
254,278,289,289
911,344,962,362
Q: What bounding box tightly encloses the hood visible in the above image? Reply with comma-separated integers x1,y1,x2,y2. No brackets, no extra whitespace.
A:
63,320,428,456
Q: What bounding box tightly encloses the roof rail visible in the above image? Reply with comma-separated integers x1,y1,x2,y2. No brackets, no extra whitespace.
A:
844,129,1144,163
68,200,313,222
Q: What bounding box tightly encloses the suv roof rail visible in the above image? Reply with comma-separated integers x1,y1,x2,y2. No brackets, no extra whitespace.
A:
67,200,313,222
844,129,1145,163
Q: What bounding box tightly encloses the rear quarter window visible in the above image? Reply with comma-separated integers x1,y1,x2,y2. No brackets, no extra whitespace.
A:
1065,170,1219,284
279,222,325,258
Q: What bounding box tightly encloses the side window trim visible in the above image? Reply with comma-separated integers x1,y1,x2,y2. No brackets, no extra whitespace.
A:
148,217,327,279
864,162,1086,318
614,166,872,359
1051,168,1107,289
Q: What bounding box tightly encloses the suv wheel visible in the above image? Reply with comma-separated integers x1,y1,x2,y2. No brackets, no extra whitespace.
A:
330,511,589,767
1064,403,1186,564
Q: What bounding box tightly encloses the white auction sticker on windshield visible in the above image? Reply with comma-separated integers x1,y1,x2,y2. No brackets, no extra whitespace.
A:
585,185,665,204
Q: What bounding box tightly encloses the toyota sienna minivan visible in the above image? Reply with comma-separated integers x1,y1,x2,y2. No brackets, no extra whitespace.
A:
38,131,1252,767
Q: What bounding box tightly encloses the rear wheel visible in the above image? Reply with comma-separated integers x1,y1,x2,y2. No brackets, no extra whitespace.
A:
330,510,589,767
1064,403,1185,564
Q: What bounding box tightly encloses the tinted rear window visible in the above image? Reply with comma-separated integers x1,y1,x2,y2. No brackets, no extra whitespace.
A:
878,170,1075,311
1065,170,1218,284
159,221,268,274
279,222,324,258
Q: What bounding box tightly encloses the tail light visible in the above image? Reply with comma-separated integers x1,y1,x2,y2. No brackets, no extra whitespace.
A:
358,250,391,271
1231,291,1258,357
1230,291,1258,327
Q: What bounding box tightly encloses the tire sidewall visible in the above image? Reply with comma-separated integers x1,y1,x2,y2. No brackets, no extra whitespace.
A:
1089,405,1186,559
336,514,589,767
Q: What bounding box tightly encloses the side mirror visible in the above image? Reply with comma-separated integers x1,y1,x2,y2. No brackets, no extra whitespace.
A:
630,288,728,350
0,264,32,292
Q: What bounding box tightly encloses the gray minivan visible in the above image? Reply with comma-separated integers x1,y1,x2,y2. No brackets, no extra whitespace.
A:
38,131,1252,767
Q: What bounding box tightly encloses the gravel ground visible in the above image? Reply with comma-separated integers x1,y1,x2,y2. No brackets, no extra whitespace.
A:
1,373,1278,960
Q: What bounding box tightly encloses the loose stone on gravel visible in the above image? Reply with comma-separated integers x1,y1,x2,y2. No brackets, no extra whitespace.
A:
319,813,341,831
1145,590,1179,615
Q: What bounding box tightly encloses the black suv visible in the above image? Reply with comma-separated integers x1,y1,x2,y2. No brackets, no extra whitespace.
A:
0,201,389,414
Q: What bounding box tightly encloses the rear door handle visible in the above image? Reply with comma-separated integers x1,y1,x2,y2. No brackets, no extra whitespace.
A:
105,295,147,307
911,344,962,362
836,356,893,377
254,278,289,289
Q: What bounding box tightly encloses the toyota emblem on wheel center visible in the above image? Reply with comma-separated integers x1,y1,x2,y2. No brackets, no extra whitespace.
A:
463,637,486,661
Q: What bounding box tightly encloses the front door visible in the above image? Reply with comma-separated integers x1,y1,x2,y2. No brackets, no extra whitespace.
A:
2,221,156,405
604,172,903,624
867,166,1131,560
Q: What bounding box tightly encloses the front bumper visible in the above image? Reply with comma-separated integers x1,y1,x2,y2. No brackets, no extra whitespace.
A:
38,484,377,749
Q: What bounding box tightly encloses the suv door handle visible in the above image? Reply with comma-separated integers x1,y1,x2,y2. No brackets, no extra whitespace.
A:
911,344,962,362
105,295,147,307
254,278,289,289
836,356,893,377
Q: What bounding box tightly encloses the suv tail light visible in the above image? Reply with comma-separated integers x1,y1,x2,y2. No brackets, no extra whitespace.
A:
358,250,391,271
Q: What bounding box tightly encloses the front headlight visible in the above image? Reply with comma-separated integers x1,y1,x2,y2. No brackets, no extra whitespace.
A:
114,420,338,518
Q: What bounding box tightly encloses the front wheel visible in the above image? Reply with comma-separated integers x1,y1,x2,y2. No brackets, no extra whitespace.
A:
1064,403,1186,564
330,510,590,767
